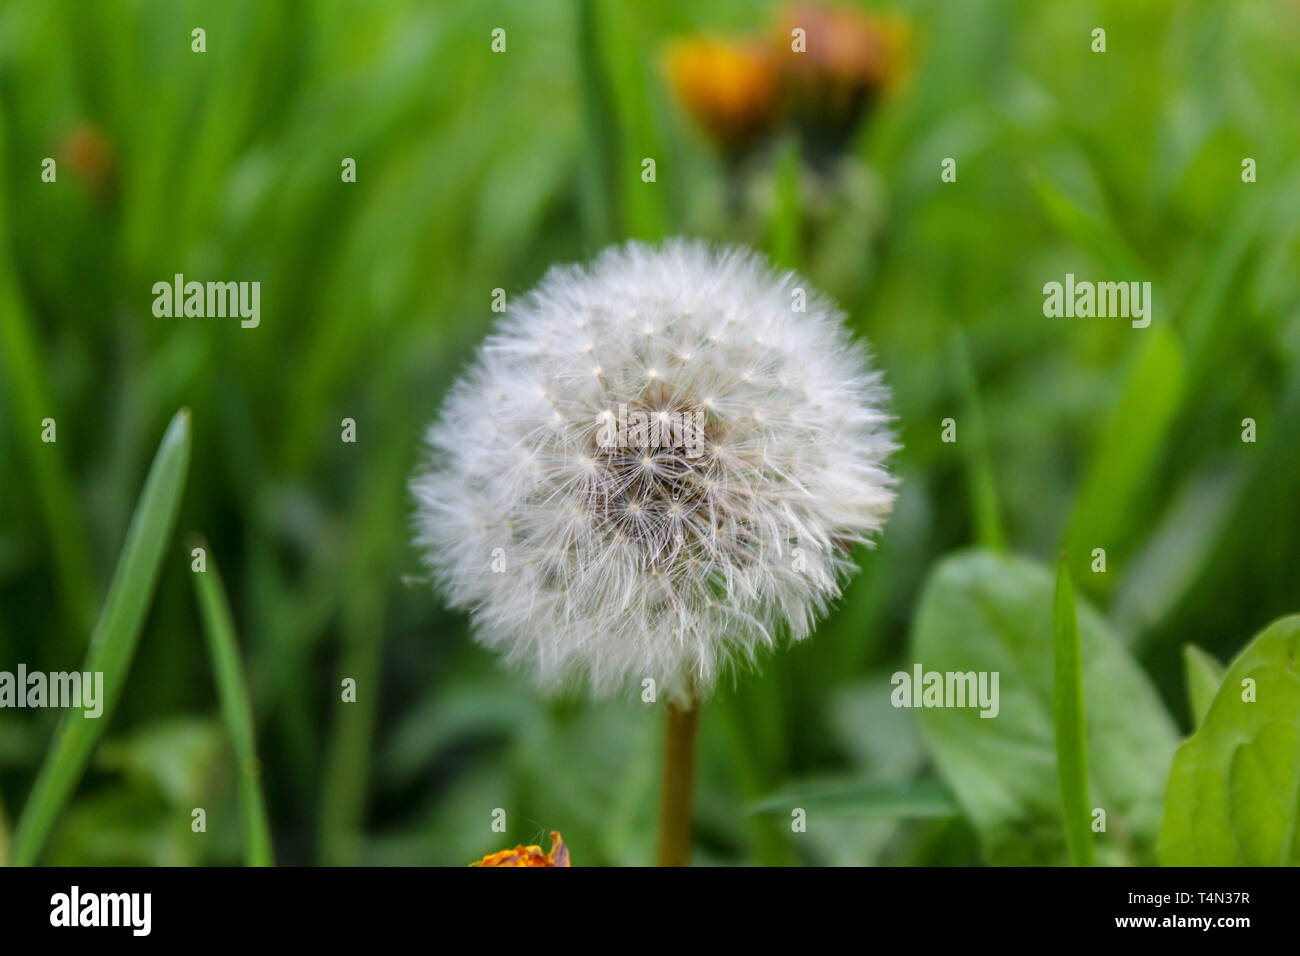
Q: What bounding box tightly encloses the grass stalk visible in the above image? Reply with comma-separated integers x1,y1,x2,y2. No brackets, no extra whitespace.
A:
950,329,1006,552
0,794,9,866
0,110,95,644
575,0,620,246
190,535,274,866
767,138,803,270
9,409,191,865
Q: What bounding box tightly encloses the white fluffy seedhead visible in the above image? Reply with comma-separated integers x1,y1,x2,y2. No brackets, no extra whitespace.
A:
413,239,897,703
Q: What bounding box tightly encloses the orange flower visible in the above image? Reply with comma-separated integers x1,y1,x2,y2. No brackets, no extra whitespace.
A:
664,38,781,156
471,830,571,867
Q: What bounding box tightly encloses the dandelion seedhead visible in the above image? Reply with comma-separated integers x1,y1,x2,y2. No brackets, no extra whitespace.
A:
413,240,896,703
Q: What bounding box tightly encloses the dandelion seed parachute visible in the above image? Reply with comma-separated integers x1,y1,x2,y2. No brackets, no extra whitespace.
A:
412,239,896,703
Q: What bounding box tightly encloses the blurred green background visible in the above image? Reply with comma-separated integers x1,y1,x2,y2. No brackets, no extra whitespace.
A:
1,0,1298,866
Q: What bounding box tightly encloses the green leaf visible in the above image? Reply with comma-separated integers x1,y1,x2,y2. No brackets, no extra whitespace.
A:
1181,645,1226,730
1053,557,1094,866
9,409,191,866
190,536,275,866
750,778,960,820
911,549,1179,865
1158,616,1300,865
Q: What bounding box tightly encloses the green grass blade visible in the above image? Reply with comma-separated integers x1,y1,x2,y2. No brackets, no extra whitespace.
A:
8,409,191,866
716,694,794,866
1052,555,1094,867
190,535,274,866
949,329,1006,552
1028,167,1146,278
317,436,407,864
767,137,802,270
603,1,670,240
317,593,384,866
575,0,619,246
1182,644,1226,730
0,113,95,643
0,793,9,866
749,778,960,820
1065,328,1185,592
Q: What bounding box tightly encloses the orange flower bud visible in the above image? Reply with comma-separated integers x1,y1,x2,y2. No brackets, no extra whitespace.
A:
664,38,781,156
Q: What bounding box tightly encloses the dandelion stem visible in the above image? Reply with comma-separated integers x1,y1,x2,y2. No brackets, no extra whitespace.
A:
657,697,700,866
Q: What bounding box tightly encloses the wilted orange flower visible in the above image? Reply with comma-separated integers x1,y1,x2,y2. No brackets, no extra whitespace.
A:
779,3,908,90
664,38,781,156
471,830,571,867
775,3,910,159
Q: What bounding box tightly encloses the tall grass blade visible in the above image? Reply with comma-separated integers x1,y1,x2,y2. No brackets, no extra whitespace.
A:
1065,328,1185,592
0,113,95,642
575,0,620,246
949,329,1006,551
0,794,9,866
9,409,191,865
767,138,802,270
190,535,275,866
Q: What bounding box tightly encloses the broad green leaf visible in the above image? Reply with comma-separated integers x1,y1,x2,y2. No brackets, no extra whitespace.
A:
9,409,191,866
911,550,1178,865
750,778,960,821
1182,645,1226,729
1053,557,1094,866
1158,616,1300,866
